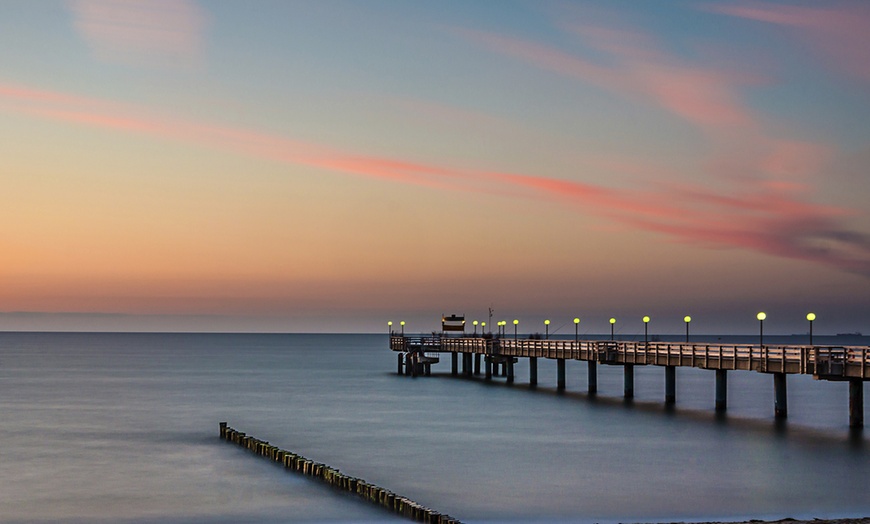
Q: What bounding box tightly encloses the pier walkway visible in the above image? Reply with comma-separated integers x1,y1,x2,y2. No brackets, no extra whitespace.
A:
390,335,870,428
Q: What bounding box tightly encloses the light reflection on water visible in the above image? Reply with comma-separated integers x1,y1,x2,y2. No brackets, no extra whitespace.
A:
0,332,867,523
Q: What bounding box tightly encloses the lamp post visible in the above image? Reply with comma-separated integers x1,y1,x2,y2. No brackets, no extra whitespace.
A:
683,316,691,343
473,320,478,336
610,317,616,340
642,315,650,344
400,321,405,336
544,319,550,339
574,317,580,343
481,321,486,335
807,312,816,346
513,319,519,340
756,312,766,346
388,321,393,335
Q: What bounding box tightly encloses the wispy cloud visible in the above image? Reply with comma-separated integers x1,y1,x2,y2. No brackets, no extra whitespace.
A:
487,171,870,276
462,26,756,131
706,1,870,84
67,0,207,66
2,82,869,276
0,83,473,193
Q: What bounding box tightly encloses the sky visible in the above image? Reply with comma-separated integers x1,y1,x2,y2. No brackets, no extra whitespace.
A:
1,0,869,335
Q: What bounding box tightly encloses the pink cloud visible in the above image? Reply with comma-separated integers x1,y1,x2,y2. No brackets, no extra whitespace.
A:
0,83,475,193
708,1,870,84
482,163,870,276
464,25,757,132
2,82,869,277
67,0,207,66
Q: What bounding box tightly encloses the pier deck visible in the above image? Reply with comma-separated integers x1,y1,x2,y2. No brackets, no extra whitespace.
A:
390,335,869,427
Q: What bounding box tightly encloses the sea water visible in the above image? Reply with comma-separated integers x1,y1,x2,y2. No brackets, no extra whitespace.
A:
0,332,868,524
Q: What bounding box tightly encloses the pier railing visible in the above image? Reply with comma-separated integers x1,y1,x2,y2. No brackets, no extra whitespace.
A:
390,336,870,380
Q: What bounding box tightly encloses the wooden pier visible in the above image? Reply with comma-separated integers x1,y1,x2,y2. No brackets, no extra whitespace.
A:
391,335,870,428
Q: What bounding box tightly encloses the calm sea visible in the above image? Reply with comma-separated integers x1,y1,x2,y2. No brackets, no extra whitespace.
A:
1,332,868,524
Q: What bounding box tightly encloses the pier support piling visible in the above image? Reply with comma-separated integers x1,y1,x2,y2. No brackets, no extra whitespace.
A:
451,352,458,376
506,359,514,384
529,357,538,386
774,372,788,419
397,353,404,375
414,354,422,377
485,356,492,380
463,353,472,377
557,359,566,391
624,364,634,399
588,361,597,396
405,354,412,376
715,369,727,412
849,379,864,428
665,366,676,405
474,354,481,376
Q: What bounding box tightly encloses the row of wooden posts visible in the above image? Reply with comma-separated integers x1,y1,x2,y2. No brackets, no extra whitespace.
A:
219,423,461,524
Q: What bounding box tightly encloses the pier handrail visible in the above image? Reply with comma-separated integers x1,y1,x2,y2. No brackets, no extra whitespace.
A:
391,335,870,379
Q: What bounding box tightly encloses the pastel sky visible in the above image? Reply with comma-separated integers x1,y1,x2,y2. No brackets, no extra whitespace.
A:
2,0,869,335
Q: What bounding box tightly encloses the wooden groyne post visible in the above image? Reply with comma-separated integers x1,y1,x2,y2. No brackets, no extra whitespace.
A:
219,423,461,524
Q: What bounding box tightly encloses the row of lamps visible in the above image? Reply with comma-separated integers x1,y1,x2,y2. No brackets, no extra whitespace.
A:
390,312,819,346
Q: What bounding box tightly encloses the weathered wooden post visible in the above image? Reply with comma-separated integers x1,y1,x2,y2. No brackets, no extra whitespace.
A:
529,357,538,386
451,352,458,376
464,353,473,377
588,361,597,396
665,366,676,405
774,372,788,418
397,353,404,375
474,353,481,375
405,353,413,376
715,369,727,411
507,358,514,384
849,379,864,428
557,359,566,391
